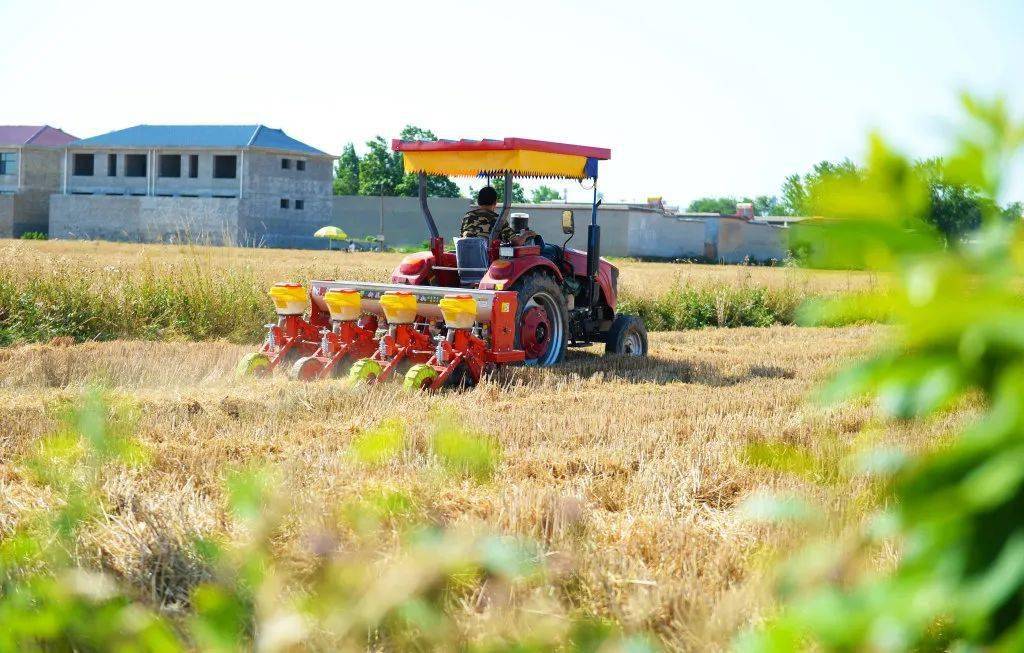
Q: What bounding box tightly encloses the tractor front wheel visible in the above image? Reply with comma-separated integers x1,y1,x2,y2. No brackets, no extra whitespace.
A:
511,273,568,367
604,315,648,357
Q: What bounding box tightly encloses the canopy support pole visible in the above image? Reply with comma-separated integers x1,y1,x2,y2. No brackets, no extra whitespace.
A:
489,172,513,241
418,172,440,239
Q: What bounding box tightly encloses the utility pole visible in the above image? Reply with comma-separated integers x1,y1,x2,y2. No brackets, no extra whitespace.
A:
378,181,385,252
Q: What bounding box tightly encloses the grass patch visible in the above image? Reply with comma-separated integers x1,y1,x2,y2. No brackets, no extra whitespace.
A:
0,259,272,345
617,283,805,329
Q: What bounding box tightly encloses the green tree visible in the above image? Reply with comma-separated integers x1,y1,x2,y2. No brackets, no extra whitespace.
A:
914,157,994,244
394,125,461,198
332,142,360,195
531,185,562,203
356,126,462,198
780,159,862,216
753,195,783,216
357,136,403,196
687,196,741,214
495,179,527,204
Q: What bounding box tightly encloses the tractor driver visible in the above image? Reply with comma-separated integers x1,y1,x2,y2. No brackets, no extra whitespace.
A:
461,186,535,245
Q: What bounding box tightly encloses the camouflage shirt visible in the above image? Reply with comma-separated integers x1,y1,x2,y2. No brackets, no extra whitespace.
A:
460,208,514,242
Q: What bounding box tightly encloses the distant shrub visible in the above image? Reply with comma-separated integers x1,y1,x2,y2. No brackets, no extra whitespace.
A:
618,283,808,330
19,231,47,240
0,260,272,346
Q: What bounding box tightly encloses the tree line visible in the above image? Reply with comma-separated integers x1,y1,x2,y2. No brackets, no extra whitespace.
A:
333,125,564,204
687,157,1023,243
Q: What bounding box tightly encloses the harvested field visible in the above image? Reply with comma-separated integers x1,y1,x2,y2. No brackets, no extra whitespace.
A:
0,325,964,649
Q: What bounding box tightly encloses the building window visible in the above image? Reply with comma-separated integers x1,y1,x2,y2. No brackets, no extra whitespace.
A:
73,153,94,176
280,198,290,209
159,154,181,178
189,154,198,178
296,160,306,171
107,154,117,176
281,158,291,170
125,154,147,177
295,199,304,210
213,155,237,179
212,194,237,198
0,152,19,176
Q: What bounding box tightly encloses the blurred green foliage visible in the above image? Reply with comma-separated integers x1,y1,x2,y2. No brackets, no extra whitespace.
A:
1,390,655,651
738,94,1024,651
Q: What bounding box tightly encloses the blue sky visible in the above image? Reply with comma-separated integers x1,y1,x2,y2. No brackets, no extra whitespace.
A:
3,0,1022,207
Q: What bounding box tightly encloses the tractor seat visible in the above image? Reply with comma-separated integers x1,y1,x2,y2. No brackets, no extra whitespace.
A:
454,237,490,286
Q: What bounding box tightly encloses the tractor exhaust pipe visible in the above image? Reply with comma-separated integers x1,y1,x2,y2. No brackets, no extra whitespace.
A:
587,185,602,307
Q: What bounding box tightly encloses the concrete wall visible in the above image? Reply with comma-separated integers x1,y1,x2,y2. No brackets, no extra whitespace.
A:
66,149,242,196
0,148,19,193
329,195,472,249
624,213,788,262
0,148,65,236
327,198,635,256
42,186,789,263
0,194,13,237
504,203,633,257
50,195,239,244
237,151,334,248
713,217,789,263
628,213,707,259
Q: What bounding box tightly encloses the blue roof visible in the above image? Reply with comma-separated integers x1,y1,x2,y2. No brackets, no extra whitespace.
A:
71,125,330,155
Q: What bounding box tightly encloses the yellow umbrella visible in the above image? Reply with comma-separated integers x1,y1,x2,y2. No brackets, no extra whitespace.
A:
314,226,348,251
314,226,348,240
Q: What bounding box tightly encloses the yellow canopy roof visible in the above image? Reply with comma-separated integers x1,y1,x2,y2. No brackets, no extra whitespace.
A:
393,138,610,180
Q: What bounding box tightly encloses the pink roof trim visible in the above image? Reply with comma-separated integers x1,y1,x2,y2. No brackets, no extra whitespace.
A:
0,125,78,147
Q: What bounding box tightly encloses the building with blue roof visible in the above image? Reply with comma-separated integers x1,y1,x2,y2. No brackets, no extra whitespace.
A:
51,124,335,246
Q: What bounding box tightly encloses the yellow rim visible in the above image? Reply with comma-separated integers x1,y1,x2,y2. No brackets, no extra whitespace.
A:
348,358,383,385
403,363,439,391
237,352,271,377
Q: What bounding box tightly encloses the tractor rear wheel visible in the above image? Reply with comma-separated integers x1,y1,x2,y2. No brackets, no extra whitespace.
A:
604,315,648,357
511,272,568,366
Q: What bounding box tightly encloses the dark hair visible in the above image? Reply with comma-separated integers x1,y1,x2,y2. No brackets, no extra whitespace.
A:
477,186,498,207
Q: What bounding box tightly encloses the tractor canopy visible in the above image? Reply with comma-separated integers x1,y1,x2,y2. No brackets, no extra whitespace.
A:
392,138,611,180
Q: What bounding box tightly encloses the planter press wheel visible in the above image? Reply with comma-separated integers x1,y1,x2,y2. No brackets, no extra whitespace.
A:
348,358,384,386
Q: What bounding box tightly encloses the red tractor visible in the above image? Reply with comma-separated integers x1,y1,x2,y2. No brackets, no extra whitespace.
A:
240,137,647,389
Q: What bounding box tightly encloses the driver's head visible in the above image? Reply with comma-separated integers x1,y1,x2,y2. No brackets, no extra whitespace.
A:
477,186,498,211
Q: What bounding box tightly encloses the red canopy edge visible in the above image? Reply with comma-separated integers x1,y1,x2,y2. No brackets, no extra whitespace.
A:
391,137,611,160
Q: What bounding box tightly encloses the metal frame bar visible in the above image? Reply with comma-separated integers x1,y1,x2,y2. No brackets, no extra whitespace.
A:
488,172,513,240
417,171,440,239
